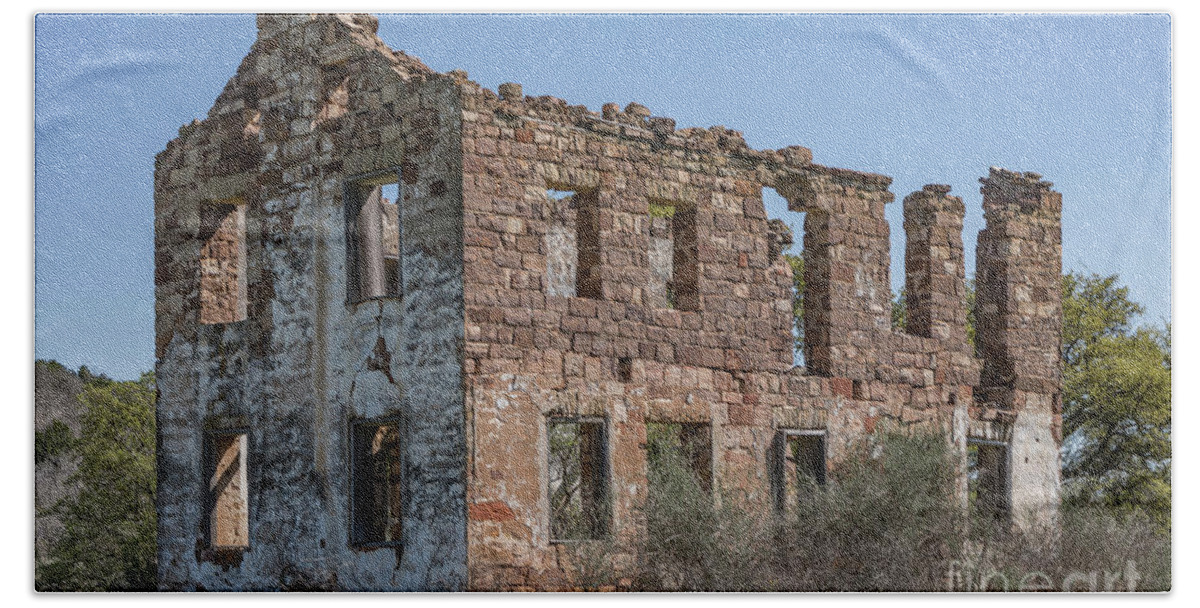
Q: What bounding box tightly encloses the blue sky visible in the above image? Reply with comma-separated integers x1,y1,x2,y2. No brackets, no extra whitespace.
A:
33,13,1171,380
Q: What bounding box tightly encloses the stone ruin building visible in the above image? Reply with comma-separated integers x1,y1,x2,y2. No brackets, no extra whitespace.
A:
153,13,1063,591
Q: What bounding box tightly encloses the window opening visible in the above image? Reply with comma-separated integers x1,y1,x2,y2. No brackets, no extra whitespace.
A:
352,421,403,546
548,417,609,541
967,439,1010,526
199,200,247,324
774,429,826,513
646,421,713,494
763,187,805,366
545,188,579,298
573,190,602,299
206,432,249,549
347,173,401,302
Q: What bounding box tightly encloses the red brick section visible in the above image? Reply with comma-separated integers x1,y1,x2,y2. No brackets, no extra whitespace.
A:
830,377,853,399
469,501,516,522
457,72,1058,587
976,168,1063,398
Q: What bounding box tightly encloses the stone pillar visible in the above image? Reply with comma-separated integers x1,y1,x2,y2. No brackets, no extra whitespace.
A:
794,173,893,380
974,167,1062,531
903,184,968,348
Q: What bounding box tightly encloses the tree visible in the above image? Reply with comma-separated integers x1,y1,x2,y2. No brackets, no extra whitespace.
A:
784,253,804,364
964,278,977,352
36,372,158,591
1060,273,1170,529
891,289,907,331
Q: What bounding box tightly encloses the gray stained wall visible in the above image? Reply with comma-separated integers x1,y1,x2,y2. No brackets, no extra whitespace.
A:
154,14,465,590
154,13,1063,591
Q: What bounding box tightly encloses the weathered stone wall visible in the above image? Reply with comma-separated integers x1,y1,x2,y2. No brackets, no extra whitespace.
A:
975,167,1063,529
155,14,466,590
454,70,1052,587
156,12,1063,591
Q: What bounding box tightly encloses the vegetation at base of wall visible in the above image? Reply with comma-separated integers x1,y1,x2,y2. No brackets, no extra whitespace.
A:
624,430,1169,592
961,504,1170,592
35,370,158,592
638,426,774,591
774,430,963,591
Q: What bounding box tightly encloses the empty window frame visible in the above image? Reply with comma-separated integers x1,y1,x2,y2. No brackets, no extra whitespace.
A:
647,200,699,311
774,430,826,513
967,439,1010,525
351,420,404,547
199,199,247,324
205,432,250,549
544,188,579,298
548,417,609,541
762,187,805,365
346,172,402,302
646,421,713,494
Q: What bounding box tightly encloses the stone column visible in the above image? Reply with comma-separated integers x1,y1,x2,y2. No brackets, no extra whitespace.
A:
974,167,1062,531
788,172,894,380
903,184,968,348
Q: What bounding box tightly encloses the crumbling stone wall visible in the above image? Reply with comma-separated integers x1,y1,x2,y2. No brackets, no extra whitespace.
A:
974,168,1063,528
155,14,465,590
155,13,1062,591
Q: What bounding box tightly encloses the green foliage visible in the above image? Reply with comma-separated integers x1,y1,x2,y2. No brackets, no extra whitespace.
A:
1062,273,1145,366
37,358,70,374
36,372,157,591
638,430,966,591
1054,505,1170,591
647,201,677,219
783,253,804,362
35,419,77,465
779,431,963,591
965,278,977,352
891,289,907,330
76,364,113,386
1060,273,1170,529
639,428,772,591
632,429,1169,591
549,422,587,540
961,504,1170,592
548,421,608,541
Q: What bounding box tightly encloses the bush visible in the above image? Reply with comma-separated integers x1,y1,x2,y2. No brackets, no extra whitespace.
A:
958,505,1170,592
774,431,964,591
35,420,77,465
629,429,1169,592
636,429,774,591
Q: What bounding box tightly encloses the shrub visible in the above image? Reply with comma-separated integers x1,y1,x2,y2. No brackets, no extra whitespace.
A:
631,428,1170,592
960,504,1170,592
636,425,774,591
35,419,77,465
774,430,964,591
